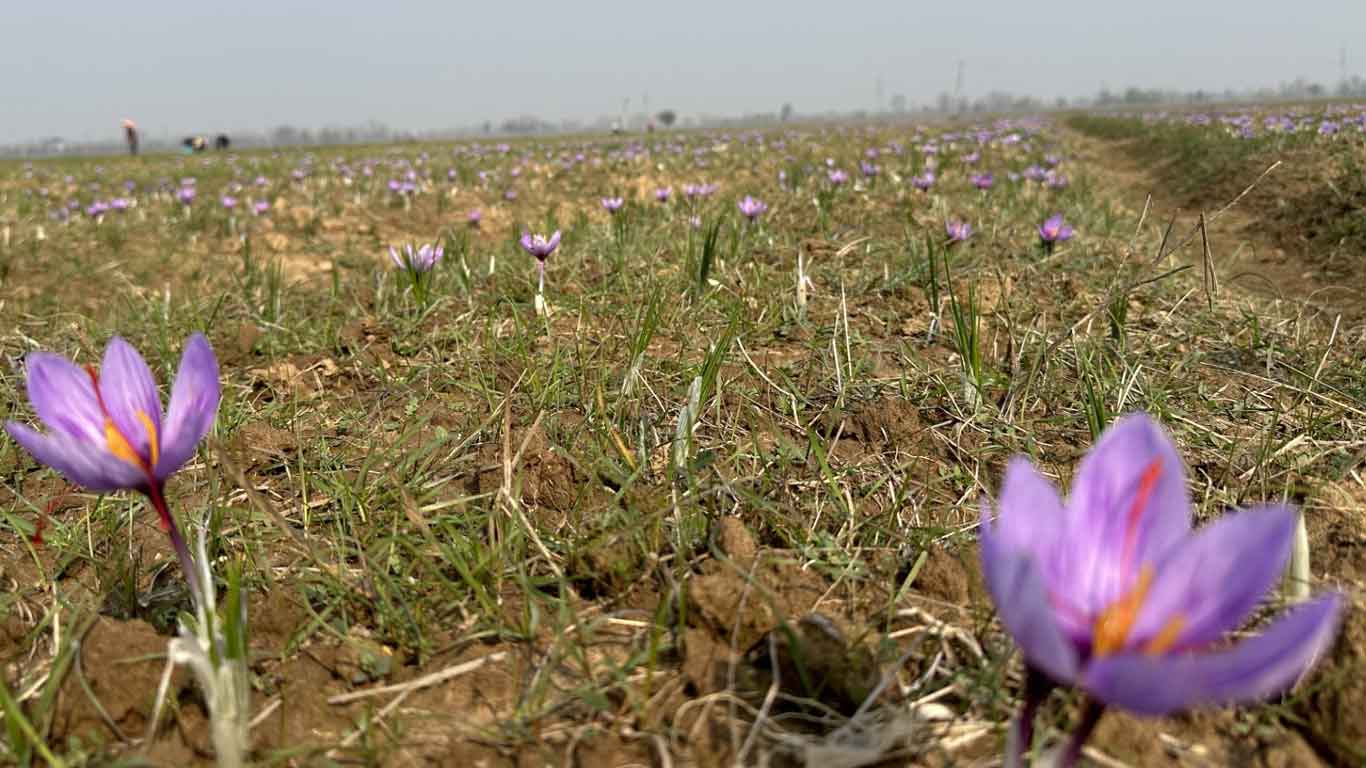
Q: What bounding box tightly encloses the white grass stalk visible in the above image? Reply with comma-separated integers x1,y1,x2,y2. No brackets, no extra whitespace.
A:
149,527,251,767
1289,513,1311,602
673,376,702,475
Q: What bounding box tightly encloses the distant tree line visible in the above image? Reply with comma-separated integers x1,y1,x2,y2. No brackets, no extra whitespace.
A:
6,74,1366,158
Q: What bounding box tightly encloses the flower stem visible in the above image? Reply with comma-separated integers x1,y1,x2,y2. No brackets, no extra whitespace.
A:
145,482,203,607
1058,698,1106,768
1006,666,1054,768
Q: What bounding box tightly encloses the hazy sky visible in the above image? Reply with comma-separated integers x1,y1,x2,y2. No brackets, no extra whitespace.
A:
2,1,1358,143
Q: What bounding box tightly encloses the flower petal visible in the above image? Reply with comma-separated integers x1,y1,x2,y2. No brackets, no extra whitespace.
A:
1066,413,1192,608
5,422,144,491
1131,505,1295,651
22,352,105,444
156,334,220,479
980,510,1081,684
547,230,562,251
100,336,163,462
1083,594,1342,715
991,457,1067,564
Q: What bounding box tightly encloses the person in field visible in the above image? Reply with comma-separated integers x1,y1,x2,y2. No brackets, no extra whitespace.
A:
123,119,139,156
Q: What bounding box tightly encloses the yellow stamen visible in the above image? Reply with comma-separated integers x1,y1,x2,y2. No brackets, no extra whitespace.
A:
136,411,160,468
103,409,160,471
1093,567,1154,656
105,420,144,469
1143,616,1186,655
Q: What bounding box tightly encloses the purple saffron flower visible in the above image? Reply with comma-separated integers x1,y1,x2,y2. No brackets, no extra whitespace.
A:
177,187,196,206
601,196,624,214
252,200,270,216
1038,213,1075,245
520,230,561,297
5,334,220,599
860,161,879,178
467,208,482,228
911,170,935,191
221,195,238,210
945,219,972,244
389,243,444,273
827,169,849,186
982,414,1342,764
655,187,673,203
971,172,995,190
737,195,768,222
520,230,561,262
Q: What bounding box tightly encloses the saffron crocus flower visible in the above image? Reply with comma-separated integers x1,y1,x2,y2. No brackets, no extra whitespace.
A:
601,196,624,214
860,161,878,178
5,334,220,602
389,243,443,273
520,230,562,300
1038,213,1075,251
981,413,1341,766
655,187,672,203
737,195,768,222
911,170,935,191
252,200,270,216
177,186,196,206
221,195,237,211
827,169,849,186
945,219,972,244
971,172,994,190
467,208,482,228
390,243,443,307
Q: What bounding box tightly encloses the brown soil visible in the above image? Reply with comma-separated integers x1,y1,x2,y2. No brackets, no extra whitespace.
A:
1067,124,1366,322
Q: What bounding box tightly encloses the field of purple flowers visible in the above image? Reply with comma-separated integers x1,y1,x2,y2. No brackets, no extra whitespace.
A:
1,110,1364,766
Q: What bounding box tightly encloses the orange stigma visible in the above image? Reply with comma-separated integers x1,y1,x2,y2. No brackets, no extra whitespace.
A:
87,366,160,473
